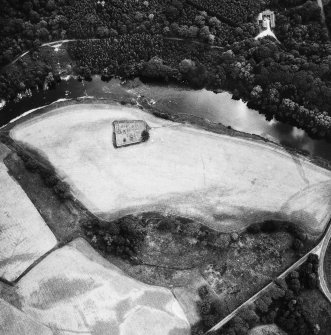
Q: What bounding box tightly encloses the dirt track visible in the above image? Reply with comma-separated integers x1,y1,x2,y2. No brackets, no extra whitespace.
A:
11,103,331,237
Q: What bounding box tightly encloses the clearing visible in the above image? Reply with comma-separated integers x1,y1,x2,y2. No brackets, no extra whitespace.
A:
10,103,331,237
248,324,286,335
0,143,57,282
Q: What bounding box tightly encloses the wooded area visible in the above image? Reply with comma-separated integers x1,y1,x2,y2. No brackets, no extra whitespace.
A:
0,0,330,137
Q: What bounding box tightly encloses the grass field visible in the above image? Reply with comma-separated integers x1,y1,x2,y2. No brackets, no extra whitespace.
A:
10,103,331,237
16,238,189,335
0,143,57,282
0,298,53,335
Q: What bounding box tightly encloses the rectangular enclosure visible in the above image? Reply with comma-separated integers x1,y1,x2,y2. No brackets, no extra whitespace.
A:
113,120,148,148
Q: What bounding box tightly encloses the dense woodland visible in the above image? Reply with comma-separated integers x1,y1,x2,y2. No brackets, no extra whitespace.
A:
0,0,331,137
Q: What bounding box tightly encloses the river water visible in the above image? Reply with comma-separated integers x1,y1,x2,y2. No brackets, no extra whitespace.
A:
1,76,331,161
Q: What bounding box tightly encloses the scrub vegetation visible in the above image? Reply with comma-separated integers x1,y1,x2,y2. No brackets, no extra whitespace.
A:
208,255,331,335
82,211,306,330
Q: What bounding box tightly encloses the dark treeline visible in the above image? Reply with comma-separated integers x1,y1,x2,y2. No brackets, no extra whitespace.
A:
82,211,234,262
1,0,331,139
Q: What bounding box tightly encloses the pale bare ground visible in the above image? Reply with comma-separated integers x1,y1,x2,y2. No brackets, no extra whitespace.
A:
0,298,53,335
16,238,189,335
248,324,287,335
0,143,57,282
11,104,331,236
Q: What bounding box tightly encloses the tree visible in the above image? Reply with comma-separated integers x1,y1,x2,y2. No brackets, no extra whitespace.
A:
199,26,211,41
46,0,56,11
141,129,149,142
96,26,109,37
293,238,304,251
297,1,321,23
212,234,230,249
288,271,301,293
165,6,179,20
37,27,50,42
188,26,199,38
54,181,71,199
30,10,40,23
141,57,177,81
179,59,196,74
239,306,260,328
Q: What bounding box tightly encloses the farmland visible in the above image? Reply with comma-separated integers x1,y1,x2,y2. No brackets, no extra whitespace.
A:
5,100,331,333
0,143,57,282
0,100,329,334
16,238,189,335
10,103,331,238
0,298,52,335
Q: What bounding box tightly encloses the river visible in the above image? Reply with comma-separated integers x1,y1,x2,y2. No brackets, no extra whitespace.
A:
1,75,331,161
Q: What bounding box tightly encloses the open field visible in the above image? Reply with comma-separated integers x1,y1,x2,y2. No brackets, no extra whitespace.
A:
10,103,331,237
248,324,286,335
16,238,189,335
0,298,53,335
0,143,57,282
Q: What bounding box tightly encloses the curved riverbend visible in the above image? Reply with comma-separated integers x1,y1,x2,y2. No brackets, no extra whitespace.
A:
2,77,331,162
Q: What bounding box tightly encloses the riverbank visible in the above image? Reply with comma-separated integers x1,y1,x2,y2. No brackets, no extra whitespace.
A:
3,96,331,172
2,15,331,144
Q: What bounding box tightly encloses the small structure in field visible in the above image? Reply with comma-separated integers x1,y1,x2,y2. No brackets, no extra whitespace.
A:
258,10,276,29
113,120,150,148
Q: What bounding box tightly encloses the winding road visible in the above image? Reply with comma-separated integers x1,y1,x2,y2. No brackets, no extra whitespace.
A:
7,38,100,67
